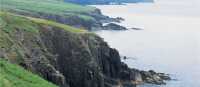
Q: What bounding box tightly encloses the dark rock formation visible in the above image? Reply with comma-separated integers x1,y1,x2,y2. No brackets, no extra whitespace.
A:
140,70,171,85
103,23,127,30
99,17,125,23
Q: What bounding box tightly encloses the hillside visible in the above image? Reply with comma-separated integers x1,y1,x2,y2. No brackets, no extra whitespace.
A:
1,0,95,17
0,59,58,87
1,0,113,30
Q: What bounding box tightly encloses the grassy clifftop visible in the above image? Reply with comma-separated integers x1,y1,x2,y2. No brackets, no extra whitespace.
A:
1,0,96,20
0,12,86,33
0,59,58,87
1,0,95,13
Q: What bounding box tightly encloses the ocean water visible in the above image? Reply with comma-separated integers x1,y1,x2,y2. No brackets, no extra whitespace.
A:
93,1,200,87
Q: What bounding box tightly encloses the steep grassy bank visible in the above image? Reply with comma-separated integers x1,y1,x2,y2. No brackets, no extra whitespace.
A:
0,59,58,87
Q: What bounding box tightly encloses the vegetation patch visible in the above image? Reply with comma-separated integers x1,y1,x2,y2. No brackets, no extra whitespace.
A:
27,16,87,33
0,12,87,33
0,12,39,34
0,59,58,87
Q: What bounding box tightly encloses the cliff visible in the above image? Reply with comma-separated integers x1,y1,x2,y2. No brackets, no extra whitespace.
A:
0,12,138,87
0,0,170,87
0,11,170,87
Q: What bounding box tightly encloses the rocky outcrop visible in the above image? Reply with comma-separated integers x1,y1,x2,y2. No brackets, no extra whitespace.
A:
140,70,171,85
103,23,127,30
39,26,135,87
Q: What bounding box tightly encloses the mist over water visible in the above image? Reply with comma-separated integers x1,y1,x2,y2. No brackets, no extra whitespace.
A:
93,1,200,87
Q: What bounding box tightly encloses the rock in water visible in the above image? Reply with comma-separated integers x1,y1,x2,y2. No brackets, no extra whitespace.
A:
103,23,128,30
140,70,171,85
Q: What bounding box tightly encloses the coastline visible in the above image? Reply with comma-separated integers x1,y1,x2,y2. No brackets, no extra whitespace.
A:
91,5,172,86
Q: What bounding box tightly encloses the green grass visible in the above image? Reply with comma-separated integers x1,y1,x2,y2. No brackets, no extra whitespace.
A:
27,16,87,33
0,12,86,34
0,0,95,20
0,59,58,87
1,0,95,13
0,12,40,34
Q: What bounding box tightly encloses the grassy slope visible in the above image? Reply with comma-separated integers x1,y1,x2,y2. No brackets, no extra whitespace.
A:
1,0,96,20
0,59,58,87
0,12,86,33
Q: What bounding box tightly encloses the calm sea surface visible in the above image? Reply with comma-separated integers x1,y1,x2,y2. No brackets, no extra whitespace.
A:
93,1,200,87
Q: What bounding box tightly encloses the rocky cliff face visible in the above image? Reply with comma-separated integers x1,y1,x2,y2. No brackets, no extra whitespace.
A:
0,13,137,87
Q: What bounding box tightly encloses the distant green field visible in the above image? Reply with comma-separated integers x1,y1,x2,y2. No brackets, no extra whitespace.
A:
0,59,58,87
0,0,96,20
